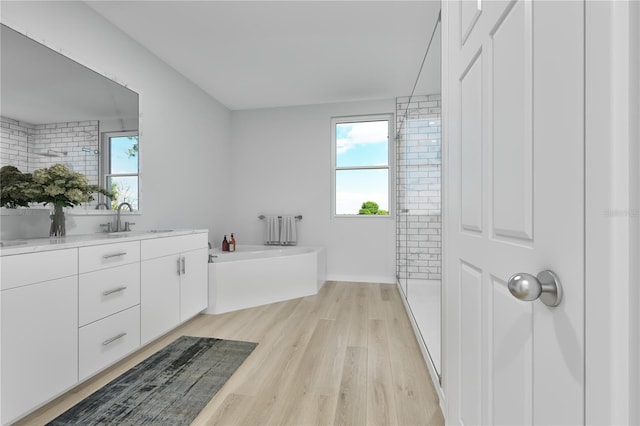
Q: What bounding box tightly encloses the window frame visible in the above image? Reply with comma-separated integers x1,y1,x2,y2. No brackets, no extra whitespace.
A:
330,113,395,219
101,130,139,211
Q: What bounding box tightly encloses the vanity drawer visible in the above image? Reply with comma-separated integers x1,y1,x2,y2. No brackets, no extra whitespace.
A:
79,262,140,326
79,241,140,273
141,233,207,261
1,248,77,291
79,305,140,381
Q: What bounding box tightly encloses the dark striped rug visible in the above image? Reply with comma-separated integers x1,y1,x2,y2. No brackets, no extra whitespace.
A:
47,336,257,426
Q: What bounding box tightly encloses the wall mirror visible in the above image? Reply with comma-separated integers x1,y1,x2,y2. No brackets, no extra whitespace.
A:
0,24,140,213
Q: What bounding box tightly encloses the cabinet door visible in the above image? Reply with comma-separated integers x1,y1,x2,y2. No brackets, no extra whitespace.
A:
1,276,78,425
140,255,180,344
180,248,208,321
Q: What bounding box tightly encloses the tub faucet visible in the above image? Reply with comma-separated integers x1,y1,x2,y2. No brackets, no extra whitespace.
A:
115,202,132,232
95,202,110,210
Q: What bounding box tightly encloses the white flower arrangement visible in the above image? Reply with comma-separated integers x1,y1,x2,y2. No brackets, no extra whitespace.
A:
32,163,111,208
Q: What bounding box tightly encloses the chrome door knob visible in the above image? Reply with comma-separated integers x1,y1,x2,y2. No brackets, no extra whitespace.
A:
507,270,562,307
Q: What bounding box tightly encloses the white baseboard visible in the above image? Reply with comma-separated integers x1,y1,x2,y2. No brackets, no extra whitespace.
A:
325,274,396,284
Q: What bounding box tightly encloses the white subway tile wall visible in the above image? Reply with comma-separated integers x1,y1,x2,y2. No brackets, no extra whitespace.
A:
1,117,33,172
1,116,100,208
396,94,441,280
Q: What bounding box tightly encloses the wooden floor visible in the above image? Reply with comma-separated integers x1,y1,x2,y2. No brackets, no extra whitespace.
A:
17,281,444,426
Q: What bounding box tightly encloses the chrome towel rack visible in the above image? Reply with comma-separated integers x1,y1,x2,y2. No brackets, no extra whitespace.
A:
258,215,303,220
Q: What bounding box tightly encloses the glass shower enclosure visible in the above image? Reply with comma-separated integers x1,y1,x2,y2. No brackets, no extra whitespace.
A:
396,14,441,379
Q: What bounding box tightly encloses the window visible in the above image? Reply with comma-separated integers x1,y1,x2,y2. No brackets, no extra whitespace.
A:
102,131,139,210
331,114,393,217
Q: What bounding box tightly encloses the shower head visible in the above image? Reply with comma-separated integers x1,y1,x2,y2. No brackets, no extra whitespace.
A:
34,149,68,157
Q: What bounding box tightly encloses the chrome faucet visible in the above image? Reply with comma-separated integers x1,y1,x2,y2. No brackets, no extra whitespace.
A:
115,202,133,232
95,202,110,210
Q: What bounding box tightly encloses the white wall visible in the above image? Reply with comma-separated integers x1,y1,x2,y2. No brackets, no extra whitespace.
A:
230,100,396,283
0,1,231,242
1,2,398,284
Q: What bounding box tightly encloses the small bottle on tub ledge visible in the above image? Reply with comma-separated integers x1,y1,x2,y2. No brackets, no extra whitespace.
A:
222,235,229,251
230,233,236,252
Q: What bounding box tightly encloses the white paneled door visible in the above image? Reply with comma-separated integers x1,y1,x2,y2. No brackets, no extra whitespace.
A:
444,1,584,425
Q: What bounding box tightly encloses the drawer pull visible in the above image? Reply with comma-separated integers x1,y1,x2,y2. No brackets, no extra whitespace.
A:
102,286,127,296
102,332,127,346
103,252,127,259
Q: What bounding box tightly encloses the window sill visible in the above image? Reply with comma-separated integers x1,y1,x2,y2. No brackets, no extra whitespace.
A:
333,214,394,219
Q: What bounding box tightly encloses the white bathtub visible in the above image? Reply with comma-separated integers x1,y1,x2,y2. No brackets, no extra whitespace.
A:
204,245,326,314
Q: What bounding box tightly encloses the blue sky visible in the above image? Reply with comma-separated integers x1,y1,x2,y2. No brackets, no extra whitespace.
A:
335,120,389,214
110,136,138,174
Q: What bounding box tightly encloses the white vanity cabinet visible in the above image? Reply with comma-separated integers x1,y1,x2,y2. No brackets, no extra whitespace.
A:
0,229,208,425
0,249,78,426
140,233,208,344
78,241,141,380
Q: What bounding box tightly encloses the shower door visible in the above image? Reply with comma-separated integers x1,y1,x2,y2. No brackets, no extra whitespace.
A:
396,95,441,377
396,12,442,379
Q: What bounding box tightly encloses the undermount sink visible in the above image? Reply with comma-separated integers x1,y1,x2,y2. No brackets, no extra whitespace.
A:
103,230,174,237
106,233,132,238
0,240,27,247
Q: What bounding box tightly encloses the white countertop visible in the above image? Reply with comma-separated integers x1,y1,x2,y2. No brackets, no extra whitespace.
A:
0,229,209,256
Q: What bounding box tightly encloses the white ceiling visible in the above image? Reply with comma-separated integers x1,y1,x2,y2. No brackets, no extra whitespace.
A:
87,0,441,111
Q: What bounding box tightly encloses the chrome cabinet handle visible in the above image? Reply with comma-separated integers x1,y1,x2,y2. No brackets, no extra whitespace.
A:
177,258,181,275
102,286,127,296
507,270,563,307
102,332,127,346
181,256,186,274
103,252,127,259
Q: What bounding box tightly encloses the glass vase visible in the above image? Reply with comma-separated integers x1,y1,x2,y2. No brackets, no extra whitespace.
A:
50,205,66,237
